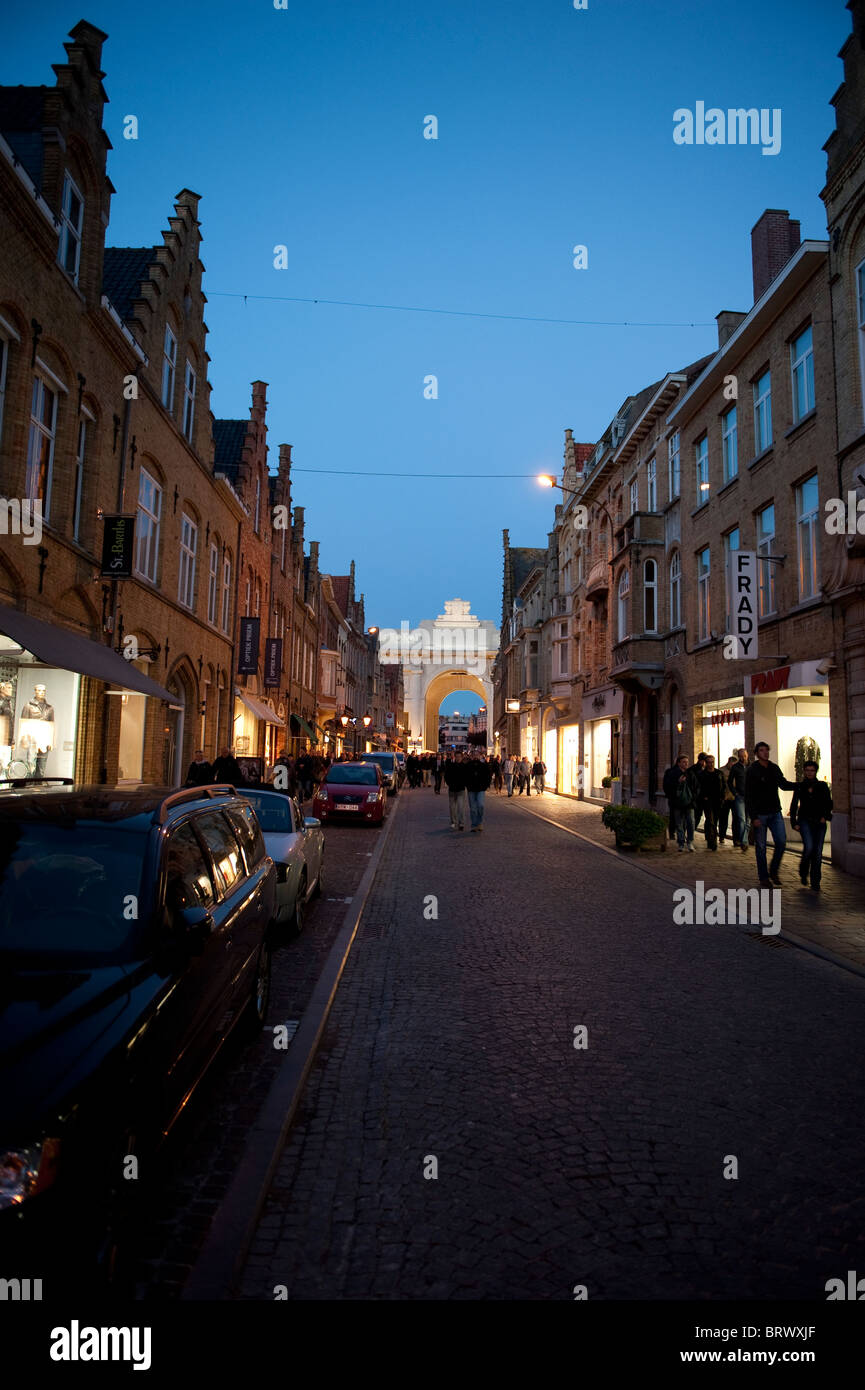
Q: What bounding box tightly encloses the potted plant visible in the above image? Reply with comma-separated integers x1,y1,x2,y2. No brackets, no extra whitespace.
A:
601,804,668,852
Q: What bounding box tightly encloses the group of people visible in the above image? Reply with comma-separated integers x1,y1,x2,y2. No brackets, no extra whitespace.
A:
184,746,332,801
501,755,546,796
663,742,833,890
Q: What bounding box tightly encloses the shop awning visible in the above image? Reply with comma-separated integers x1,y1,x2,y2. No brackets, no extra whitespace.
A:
234,687,285,726
0,603,177,702
290,713,316,740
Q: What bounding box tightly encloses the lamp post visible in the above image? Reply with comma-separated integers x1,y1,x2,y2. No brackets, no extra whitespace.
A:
537,473,616,532
362,713,372,754
339,712,349,759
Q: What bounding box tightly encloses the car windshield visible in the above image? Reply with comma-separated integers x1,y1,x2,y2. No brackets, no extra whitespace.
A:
0,821,146,963
325,765,377,785
365,754,394,768
239,791,293,832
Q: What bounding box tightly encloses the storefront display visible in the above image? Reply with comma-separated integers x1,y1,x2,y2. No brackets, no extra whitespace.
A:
700,699,746,767
558,724,581,796
582,687,622,799
748,658,833,847
0,649,80,781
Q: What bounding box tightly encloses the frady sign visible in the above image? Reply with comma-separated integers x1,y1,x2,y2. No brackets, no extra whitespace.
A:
732,551,757,658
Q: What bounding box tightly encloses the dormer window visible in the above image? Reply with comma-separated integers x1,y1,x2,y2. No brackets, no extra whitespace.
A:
59,173,84,283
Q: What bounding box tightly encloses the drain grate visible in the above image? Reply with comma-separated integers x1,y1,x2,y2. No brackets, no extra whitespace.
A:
744,932,792,949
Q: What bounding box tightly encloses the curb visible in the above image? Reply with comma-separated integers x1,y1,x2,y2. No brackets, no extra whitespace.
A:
506,797,865,983
181,795,401,1300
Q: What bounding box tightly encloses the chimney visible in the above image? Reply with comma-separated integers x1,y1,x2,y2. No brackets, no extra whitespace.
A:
716,310,747,348
751,209,801,302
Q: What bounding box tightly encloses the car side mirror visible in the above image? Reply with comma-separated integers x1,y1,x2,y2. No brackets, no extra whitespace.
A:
303,816,321,830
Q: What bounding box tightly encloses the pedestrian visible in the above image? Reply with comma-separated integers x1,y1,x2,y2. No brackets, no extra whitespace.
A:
422,753,432,787
465,754,492,832
434,752,445,794
745,741,798,887
270,748,296,795
531,757,547,794
789,761,833,892
697,754,725,851
718,755,738,844
693,752,709,830
503,754,515,796
727,747,749,851
443,751,469,831
406,753,418,787
489,753,503,794
662,757,682,840
670,754,699,851
519,755,532,795
184,749,214,787
212,746,244,785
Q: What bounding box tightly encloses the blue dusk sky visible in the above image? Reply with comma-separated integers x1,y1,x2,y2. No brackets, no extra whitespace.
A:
2,0,848,644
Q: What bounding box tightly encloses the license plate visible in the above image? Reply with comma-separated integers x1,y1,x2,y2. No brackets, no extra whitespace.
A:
337,804,360,811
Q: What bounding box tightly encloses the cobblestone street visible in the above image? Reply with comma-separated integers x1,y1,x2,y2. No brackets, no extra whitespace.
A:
238,788,865,1300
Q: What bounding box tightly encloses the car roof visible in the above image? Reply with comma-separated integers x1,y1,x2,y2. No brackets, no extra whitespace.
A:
0,783,245,827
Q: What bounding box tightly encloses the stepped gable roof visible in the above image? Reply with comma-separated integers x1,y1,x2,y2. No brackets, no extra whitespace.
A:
0,87,47,186
102,247,156,320
330,576,351,615
509,546,547,596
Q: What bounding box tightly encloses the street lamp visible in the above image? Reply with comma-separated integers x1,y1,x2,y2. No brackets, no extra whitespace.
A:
537,473,616,534
362,712,372,753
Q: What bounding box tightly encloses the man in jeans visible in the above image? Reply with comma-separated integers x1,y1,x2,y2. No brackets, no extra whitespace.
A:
789,761,832,892
465,754,493,833
745,741,797,887
669,754,699,851
727,747,749,851
443,752,469,831
503,754,516,796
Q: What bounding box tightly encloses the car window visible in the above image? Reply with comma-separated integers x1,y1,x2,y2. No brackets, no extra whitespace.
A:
238,791,292,833
195,811,245,896
165,821,216,914
225,803,267,869
291,799,303,831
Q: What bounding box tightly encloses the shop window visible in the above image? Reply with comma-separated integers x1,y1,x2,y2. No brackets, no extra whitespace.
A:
617,568,630,641
697,547,710,641
669,551,681,628
183,360,196,441
757,503,776,616
695,435,709,501
753,369,772,453
59,172,84,283
668,431,680,499
643,558,657,632
724,527,740,631
26,376,58,516
161,326,177,410
790,325,814,423
178,513,198,609
722,405,737,483
135,468,162,583
647,456,657,511
796,474,820,600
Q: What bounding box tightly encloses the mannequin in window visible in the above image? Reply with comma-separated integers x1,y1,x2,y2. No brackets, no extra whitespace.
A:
0,680,13,756
18,682,55,778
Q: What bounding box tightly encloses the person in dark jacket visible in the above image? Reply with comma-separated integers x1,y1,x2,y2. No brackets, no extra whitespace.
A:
727,748,749,850
745,742,797,886
212,746,244,785
443,752,469,830
790,761,833,891
717,754,738,845
434,752,445,794
662,759,682,840
184,749,214,787
465,755,493,832
693,752,709,829
697,754,726,850
667,754,699,851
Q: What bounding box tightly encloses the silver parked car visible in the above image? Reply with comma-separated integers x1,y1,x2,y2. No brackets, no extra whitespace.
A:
239,788,324,933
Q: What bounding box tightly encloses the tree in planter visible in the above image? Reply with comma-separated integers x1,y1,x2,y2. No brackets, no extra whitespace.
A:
601,804,667,848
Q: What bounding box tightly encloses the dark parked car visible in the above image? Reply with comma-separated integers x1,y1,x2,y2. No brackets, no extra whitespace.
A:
0,783,276,1287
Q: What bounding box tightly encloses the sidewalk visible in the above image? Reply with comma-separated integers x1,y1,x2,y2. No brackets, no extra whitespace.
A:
502,790,865,972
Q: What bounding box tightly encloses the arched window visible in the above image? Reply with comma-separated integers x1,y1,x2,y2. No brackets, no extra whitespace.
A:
617,568,630,641
669,552,681,628
644,558,657,632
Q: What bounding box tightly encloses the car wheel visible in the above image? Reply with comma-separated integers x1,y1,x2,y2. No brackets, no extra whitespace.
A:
245,938,271,1030
292,872,308,935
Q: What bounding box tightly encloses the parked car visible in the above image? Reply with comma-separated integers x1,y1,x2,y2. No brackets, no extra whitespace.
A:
0,783,276,1286
239,787,324,933
359,750,399,795
312,761,387,825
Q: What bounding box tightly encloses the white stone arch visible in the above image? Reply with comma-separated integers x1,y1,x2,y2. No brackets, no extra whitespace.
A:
397,599,499,750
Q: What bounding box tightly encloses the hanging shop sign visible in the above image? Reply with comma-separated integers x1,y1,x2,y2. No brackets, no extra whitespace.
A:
263,637,282,687
100,515,135,578
237,617,260,675
732,551,758,658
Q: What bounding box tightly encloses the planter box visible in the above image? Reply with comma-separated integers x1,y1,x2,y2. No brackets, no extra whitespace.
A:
614,830,667,852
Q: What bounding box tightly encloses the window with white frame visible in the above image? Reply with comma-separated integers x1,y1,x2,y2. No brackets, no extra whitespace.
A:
697,547,711,641
161,326,176,409
721,405,738,483
695,435,709,501
0,335,8,447
753,369,772,453
796,474,820,600
183,360,196,441
72,417,87,542
724,527,740,630
858,260,865,426
617,568,630,641
669,551,681,628
178,513,198,609
643,558,658,632
668,432,681,498
221,553,232,632
790,325,814,424
757,503,776,617
207,542,219,624
135,468,162,583
647,456,657,511
59,172,84,283
25,376,58,514
629,476,638,516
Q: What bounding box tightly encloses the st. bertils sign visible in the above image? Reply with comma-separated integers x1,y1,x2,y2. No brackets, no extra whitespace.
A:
101,515,135,578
